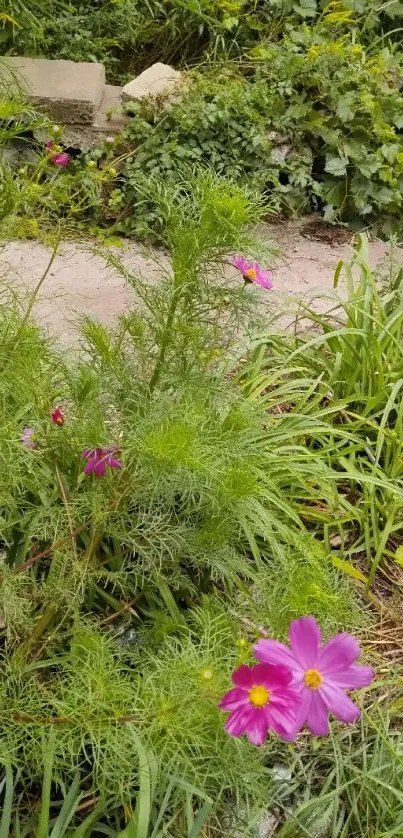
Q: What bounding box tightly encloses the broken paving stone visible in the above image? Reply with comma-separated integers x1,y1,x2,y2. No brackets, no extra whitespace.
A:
34,85,130,149
121,63,182,102
2,57,105,124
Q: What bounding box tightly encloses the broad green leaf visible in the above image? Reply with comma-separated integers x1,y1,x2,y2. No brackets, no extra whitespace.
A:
394,546,403,567
325,155,349,177
336,94,355,122
332,556,367,583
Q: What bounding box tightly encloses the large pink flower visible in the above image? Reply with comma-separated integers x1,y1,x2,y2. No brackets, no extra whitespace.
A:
219,662,301,745
254,617,374,737
232,255,273,290
82,447,122,478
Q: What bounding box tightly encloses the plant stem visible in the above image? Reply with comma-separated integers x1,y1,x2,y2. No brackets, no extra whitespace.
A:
13,604,58,662
148,287,180,393
37,729,56,838
0,762,13,838
55,464,77,557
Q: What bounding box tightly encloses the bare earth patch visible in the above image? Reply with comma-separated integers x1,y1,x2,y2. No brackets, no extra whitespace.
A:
1,220,401,345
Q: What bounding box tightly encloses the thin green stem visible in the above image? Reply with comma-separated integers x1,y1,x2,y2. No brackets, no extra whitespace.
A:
0,762,13,838
37,729,56,838
148,287,180,393
14,604,58,662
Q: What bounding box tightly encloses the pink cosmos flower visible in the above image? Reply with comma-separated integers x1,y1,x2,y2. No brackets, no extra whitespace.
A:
21,427,37,449
51,152,70,167
51,407,64,426
219,662,301,745
82,447,122,478
232,255,273,290
254,616,374,738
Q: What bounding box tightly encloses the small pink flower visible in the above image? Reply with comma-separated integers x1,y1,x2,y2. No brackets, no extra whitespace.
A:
254,617,374,738
51,152,70,167
51,407,64,426
45,140,55,151
219,662,301,746
82,447,122,478
21,427,37,449
232,255,273,290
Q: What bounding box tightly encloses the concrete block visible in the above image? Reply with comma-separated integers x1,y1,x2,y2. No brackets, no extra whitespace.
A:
121,63,182,102
3,57,105,123
34,86,130,148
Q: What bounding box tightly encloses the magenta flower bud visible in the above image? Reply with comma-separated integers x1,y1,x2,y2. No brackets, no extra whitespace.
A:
51,152,70,167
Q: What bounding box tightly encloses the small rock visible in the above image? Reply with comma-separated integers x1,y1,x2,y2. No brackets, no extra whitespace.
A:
223,807,280,838
121,63,182,102
258,811,280,838
267,131,291,164
272,763,292,782
270,142,291,164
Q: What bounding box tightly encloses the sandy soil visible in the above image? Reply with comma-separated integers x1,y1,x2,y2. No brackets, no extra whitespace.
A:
0,220,400,346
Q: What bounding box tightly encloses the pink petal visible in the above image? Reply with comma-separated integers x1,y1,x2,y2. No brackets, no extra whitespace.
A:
232,255,248,273
84,459,97,475
231,664,255,690
94,461,106,477
325,664,374,690
281,689,312,740
225,705,254,737
246,709,270,746
255,276,273,290
305,691,330,736
253,662,294,690
106,456,122,469
320,683,360,724
219,687,248,711
254,639,302,674
267,704,299,738
269,686,302,711
255,269,273,289
319,633,361,673
289,616,321,668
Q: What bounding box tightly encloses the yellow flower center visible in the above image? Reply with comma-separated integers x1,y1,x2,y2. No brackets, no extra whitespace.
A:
245,268,257,281
249,685,270,707
304,669,323,689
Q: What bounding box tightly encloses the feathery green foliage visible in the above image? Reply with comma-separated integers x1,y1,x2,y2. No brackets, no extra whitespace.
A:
0,174,400,834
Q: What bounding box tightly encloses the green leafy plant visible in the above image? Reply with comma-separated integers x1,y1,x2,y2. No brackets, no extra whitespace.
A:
0,170,359,831
240,235,403,586
0,168,402,834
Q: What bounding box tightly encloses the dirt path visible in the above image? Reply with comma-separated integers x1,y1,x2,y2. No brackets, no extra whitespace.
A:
1,221,399,346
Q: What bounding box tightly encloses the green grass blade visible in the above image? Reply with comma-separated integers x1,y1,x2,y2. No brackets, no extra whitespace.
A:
0,763,14,838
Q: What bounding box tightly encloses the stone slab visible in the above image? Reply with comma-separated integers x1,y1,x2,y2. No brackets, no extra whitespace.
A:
3,57,105,124
35,86,130,148
121,63,182,102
